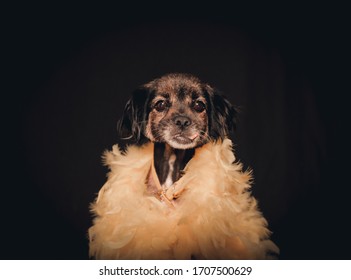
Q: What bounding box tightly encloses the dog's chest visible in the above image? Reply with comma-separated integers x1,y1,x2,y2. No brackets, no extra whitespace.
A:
163,154,177,188
146,143,194,203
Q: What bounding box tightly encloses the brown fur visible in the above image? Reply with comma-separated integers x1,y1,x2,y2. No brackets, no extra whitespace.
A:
145,74,209,150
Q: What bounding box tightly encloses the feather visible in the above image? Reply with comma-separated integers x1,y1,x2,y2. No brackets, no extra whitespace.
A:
89,139,279,259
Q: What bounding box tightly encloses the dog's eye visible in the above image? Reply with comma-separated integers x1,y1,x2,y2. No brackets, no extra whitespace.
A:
154,100,168,112
193,100,206,113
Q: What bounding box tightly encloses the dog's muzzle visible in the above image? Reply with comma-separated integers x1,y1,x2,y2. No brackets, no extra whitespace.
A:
171,115,199,145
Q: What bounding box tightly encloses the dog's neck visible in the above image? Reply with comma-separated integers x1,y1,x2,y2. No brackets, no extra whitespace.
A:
153,142,195,189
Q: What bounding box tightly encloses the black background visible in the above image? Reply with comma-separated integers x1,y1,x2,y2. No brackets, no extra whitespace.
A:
3,2,349,259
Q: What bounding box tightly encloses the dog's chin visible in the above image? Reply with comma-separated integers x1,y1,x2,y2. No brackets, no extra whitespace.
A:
166,134,200,150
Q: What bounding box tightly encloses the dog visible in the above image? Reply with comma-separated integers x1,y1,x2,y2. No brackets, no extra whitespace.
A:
117,73,237,196
89,73,278,259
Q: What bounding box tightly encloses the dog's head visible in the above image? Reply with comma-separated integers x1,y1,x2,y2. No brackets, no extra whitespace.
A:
117,73,237,149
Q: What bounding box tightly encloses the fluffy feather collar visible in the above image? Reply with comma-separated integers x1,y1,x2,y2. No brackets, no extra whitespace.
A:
89,139,279,259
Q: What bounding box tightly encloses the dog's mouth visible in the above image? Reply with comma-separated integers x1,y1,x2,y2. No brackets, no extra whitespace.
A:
174,133,198,144
167,133,199,149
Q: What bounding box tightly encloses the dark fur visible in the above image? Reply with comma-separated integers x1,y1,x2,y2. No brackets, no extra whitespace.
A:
117,73,237,186
117,74,237,145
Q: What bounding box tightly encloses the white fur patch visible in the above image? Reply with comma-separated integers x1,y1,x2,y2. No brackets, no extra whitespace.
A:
164,154,176,189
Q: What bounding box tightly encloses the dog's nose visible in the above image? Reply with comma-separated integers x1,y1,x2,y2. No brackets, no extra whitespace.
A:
173,116,192,128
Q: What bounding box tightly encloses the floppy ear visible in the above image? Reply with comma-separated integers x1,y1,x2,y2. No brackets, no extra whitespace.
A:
117,87,151,145
206,87,238,141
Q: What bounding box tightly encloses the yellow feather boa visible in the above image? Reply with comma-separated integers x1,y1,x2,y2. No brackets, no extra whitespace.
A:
89,139,279,259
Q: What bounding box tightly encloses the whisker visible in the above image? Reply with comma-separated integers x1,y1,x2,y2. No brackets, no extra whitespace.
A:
198,129,211,142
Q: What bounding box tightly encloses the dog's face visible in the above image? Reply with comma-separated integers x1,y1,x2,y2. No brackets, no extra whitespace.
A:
144,75,209,149
118,73,237,149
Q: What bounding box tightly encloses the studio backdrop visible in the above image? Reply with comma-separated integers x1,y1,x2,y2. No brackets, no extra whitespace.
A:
5,20,344,259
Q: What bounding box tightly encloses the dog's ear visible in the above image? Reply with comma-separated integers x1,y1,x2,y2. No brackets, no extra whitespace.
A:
117,87,151,145
205,86,238,141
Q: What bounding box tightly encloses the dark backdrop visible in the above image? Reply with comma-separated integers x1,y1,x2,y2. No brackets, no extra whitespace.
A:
3,3,349,259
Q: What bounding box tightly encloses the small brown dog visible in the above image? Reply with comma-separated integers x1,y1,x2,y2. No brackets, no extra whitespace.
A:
89,73,279,259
